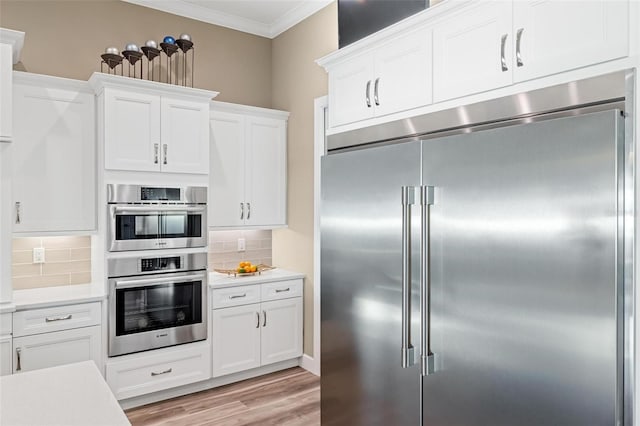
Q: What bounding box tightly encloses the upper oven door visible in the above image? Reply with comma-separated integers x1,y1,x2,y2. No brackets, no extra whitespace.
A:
108,205,207,252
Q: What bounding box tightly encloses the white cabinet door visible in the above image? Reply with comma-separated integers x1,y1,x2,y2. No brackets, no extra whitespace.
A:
513,0,629,83
12,325,101,373
328,53,375,128
12,84,96,233
160,97,210,174
104,89,160,172
0,44,12,142
374,27,432,118
260,298,303,366
245,116,287,227
0,336,11,376
212,303,261,377
209,111,246,228
433,1,512,102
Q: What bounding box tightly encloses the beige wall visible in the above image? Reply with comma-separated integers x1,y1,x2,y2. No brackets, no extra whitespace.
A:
0,0,272,107
271,3,338,356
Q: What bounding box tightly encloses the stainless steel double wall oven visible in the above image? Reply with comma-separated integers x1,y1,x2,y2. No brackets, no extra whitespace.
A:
107,184,208,357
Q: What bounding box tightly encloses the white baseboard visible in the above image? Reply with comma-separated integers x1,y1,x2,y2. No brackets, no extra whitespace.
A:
299,354,320,376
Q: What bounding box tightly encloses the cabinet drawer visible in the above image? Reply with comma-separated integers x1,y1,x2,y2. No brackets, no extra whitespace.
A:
13,302,101,337
0,313,11,335
211,285,261,309
106,342,211,400
261,279,303,302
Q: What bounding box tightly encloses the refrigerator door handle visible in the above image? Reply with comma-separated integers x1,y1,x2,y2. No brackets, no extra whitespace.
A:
420,186,436,376
401,186,417,368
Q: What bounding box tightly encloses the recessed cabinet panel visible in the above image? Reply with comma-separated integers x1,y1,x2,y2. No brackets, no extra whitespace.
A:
12,325,101,373
0,336,11,376
12,82,96,233
210,111,246,227
0,44,12,141
245,117,287,227
260,298,303,366
104,89,160,172
160,98,210,174
433,1,513,102
375,27,432,117
212,303,261,377
512,0,629,83
328,54,375,128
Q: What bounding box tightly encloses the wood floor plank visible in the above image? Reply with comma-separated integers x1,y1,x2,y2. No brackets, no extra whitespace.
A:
126,367,320,426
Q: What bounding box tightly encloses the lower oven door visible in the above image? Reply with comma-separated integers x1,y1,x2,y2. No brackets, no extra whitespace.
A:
109,270,207,356
109,205,207,252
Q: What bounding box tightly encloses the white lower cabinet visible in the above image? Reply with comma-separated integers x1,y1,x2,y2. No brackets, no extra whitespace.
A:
211,279,303,378
12,325,101,373
105,341,211,400
0,336,11,375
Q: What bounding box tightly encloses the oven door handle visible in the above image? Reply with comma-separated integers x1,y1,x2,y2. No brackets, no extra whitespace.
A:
114,272,207,289
112,206,206,214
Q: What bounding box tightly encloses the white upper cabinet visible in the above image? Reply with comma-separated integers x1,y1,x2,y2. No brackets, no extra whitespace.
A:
0,28,24,143
512,0,629,83
89,72,217,174
209,102,289,229
12,73,96,233
433,1,512,102
327,27,432,128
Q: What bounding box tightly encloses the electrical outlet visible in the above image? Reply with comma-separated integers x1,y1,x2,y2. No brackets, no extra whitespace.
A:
237,238,246,252
33,247,45,264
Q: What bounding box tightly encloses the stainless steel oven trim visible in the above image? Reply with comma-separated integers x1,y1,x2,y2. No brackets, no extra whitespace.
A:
107,184,207,204
107,253,208,278
108,270,208,357
107,204,207,252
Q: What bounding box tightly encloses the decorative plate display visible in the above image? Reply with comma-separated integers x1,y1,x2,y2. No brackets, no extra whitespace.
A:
214,263,276,277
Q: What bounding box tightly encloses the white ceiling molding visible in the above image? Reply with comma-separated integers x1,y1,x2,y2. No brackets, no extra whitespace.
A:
121,0,333,39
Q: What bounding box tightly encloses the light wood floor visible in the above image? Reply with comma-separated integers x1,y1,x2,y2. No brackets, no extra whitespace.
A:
125,367,320,426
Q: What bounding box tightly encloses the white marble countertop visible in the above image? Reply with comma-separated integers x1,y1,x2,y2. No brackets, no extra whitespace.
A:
0,361,130,426
209,268,305,289
12,284,106,311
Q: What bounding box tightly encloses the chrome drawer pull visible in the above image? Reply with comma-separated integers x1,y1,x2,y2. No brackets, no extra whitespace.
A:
16,347,22,371
151,368,172,376
15,202,21,224
45,314,72,322
229,294,247,299
275,288,290,293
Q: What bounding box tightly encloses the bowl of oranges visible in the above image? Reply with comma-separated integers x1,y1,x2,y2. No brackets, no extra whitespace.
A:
214,262,275,277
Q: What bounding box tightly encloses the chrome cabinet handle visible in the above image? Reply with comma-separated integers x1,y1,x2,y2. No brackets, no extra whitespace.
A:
247,203,251,220
275,287,290,293
229,293,246,299
16,347,21,371
151,368,172,376
154,143,159,164
240,203,244,220
45,314,72,322
500,34,508,72
516,28,524,67
163,144,168,165
263,310,267,327
256,312,260,328
365,80,372,108
374,77,380,106
420,186,435,376
401,186,416,368
15,202,20,224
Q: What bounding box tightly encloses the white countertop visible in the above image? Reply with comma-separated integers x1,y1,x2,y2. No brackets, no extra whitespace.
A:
0,361,130,426
12,284,106,311
209,268,305,289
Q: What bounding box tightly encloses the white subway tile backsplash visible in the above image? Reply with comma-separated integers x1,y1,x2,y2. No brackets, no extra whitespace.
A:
209,230,273,271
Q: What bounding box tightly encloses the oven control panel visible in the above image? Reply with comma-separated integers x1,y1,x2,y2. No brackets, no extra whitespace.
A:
140,187,181,201
141,256,182,272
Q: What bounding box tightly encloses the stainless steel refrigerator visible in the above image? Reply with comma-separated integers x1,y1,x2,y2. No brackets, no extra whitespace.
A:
320,71,634,426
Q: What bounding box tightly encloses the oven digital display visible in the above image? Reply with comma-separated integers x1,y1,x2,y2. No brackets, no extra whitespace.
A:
140,187,181,201
141,256,181,272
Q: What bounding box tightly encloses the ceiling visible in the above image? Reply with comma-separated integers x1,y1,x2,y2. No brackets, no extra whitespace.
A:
122,0,334,39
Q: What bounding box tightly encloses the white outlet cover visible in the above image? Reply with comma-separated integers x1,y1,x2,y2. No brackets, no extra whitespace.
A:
33,247,45,264
238,238,246,252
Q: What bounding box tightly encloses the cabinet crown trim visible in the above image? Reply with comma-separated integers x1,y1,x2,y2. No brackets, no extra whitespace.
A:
0,28,25,64
89,72,218,101
211,100,290,120
14,71,93,93
316,0,473,70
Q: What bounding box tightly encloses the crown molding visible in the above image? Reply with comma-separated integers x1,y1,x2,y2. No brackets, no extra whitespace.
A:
88,72,218,101
121,0,333,39
0,28,25,64
211,100,290,120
